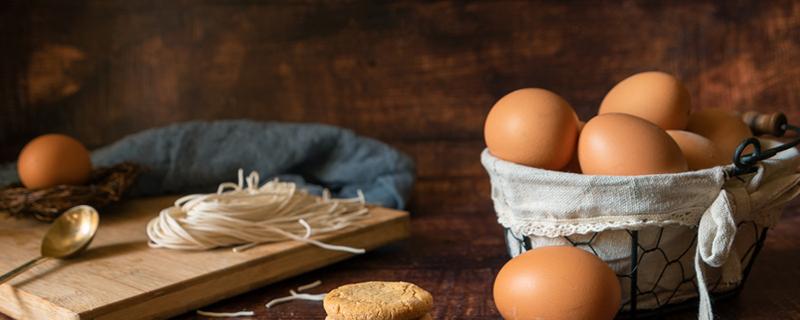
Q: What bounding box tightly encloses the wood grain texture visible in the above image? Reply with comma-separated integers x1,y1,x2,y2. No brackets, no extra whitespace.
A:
2,0,800,164
0,197,410,320
1,0,800,319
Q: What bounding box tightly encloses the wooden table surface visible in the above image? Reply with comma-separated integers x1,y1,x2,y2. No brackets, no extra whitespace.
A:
161,177,800,320
2,171,799,320
2,1,800,319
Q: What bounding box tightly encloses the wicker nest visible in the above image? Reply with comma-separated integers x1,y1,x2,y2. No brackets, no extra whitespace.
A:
0,162,142,222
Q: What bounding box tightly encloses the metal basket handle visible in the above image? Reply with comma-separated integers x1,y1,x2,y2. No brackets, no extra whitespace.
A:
732,111,800,176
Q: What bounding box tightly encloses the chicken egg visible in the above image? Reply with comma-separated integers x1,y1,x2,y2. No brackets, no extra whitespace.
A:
484,88,579,170
578,113,688,175
560,120,584,173
493,246,621,320
599,71,691,130
667,130,726,170
17,134,92,189
686,108,753,161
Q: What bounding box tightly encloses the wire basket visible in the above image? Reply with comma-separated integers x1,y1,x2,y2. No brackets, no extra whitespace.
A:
504,221,766,318
495,111,800,318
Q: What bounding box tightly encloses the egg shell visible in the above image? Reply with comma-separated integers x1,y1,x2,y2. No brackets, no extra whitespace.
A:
599,71,691,130
484,88,579,170
667,130,727,170
17,134,92,189
493,246,621,320
578,113,688,175
686,108,753,161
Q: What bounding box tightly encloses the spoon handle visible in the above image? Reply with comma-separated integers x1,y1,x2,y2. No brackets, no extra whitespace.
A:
0,256,47,285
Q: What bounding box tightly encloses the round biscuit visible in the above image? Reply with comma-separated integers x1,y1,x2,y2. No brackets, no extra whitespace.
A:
323,281,433,320
326,313,432,320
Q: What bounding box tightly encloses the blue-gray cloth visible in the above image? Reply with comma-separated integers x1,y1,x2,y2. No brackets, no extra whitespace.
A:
0,121,415,209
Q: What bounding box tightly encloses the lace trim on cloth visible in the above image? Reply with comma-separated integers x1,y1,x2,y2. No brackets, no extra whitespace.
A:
496,209,702,238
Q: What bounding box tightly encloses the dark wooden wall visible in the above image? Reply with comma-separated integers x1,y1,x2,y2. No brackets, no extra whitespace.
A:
2,1,800,319
0,0,800,215
2,0,799,187
0,0,800,230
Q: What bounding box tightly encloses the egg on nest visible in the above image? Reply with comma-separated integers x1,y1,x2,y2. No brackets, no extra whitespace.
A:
17,134,92,189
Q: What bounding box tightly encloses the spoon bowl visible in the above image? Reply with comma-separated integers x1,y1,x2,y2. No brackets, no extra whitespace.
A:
0,205,100,285
41,205,100,258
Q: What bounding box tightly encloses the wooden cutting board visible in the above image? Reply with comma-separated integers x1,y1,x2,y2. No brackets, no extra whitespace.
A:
0,196,410,320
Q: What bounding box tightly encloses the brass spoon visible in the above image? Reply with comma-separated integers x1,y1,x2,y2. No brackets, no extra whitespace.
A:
0,205,99,285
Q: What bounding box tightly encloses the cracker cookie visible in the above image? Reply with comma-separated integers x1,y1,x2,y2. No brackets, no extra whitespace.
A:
323,281,433,320
326,314,432,320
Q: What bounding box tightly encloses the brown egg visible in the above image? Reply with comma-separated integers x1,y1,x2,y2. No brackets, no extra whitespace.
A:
599,71,691,130
687,108,753,160
17,134,92,189
561,120,585,173
667,130,727,170
484,88,579,170
493,246,621,320
579,113,688,175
